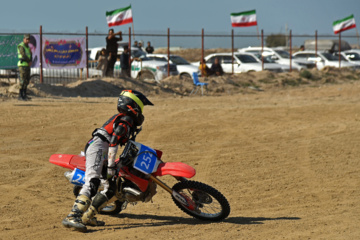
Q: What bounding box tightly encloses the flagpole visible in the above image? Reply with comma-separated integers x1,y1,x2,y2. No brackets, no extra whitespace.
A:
339,32,341,68
132,21,135,40
131,4,135,40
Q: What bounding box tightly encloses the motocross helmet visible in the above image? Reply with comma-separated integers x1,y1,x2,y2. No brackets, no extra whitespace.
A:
117,90,153,126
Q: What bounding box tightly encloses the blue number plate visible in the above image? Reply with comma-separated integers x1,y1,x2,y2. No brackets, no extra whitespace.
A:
133,143,158,174
70,168,85,186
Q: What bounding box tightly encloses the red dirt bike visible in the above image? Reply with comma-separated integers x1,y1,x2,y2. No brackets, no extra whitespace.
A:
49,127,230,221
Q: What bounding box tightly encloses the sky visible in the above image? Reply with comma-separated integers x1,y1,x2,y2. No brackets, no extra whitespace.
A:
0,0,359,48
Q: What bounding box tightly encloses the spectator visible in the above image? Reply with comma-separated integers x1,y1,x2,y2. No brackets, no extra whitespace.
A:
210,57,224,76
145,41,154,54
133,40,138,48
298,45,305,51
17,34,32,101
199,58,212,77
138,41,144,51
96,48,110,77
105,28,122,77
120,46,131,77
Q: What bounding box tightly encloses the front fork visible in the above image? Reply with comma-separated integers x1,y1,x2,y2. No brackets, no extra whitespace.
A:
148,175,196,210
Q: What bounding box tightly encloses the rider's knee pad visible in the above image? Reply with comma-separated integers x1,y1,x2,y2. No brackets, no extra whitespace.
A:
104,179,117,200
89,178,100,198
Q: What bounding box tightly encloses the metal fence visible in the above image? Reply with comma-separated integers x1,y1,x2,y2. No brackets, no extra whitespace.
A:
1,26,359,84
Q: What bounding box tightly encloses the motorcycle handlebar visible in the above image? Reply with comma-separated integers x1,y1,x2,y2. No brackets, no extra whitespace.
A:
130,126,142,141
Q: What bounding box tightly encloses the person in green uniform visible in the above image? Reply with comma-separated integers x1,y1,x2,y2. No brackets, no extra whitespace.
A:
17,34,32,101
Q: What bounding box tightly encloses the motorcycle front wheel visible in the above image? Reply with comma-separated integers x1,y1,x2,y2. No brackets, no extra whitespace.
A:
171,180,230,221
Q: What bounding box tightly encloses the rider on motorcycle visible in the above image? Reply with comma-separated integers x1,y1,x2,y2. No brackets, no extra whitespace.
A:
62,90,153,232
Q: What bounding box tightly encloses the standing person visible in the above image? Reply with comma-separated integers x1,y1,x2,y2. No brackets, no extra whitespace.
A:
105,29,122,77
138,41,144,51
96,48,110,77
210,57,224,76
120,46,131,78
17,34,32,101
62,90,154,233
145,41,154,54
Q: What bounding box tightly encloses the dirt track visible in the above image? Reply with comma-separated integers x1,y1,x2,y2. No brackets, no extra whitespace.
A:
1,81,360,240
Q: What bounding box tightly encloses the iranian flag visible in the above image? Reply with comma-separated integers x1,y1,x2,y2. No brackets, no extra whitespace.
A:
333,14,356,34
231,10,257,27
106,5,133,27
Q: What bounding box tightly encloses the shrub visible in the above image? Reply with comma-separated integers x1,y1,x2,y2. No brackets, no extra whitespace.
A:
299,70,312,79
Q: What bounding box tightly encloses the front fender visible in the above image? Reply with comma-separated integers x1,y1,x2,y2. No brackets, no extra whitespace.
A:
154,162,196,178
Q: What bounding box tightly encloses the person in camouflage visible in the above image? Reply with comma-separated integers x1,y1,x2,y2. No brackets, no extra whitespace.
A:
17,34,32,101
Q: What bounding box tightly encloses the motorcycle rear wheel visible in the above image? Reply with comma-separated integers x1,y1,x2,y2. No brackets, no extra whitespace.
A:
171,180,230,221
72,185,124,215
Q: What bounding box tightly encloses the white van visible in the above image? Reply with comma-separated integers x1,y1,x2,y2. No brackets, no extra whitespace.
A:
88,45,178,81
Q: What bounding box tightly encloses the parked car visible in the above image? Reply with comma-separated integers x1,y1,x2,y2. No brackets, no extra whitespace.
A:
248,52,291,72
238,47,316,70
334,50,360,65
88,45,178,81
88,43,145,61
192,52,283,73
293,50,360,70
146,54,200,79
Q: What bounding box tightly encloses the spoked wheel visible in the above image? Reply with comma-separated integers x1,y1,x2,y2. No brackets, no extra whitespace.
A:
172,180,230,221
138,70,156,83
72,185,124,215
180,73,192,81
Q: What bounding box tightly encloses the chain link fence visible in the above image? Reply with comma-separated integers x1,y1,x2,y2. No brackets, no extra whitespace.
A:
1,28,359,84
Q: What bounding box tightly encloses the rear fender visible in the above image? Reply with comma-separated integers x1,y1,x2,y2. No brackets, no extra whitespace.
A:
49,154,86,171
154,162,196,178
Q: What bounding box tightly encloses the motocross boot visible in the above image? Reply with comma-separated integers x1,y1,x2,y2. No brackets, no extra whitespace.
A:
82,193,107,227
62,195,91,232
82,206,105,226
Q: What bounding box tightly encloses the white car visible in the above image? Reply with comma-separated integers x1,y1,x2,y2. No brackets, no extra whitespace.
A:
146,54,200,79
238,47,316,70
293,50,360,70
335,50,360,65
88,45,178,81
247,52,290,72
192,52,283,73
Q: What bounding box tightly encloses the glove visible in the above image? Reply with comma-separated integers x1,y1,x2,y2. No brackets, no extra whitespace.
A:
107,166,116,179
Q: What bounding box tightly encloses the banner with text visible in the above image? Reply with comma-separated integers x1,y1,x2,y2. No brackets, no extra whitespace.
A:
0,35,23,69
42,37,86,69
